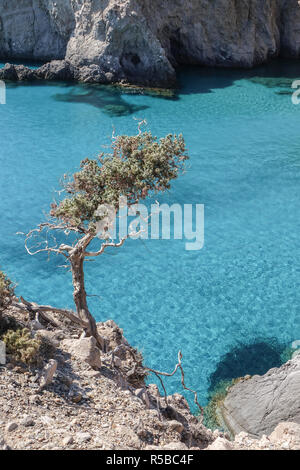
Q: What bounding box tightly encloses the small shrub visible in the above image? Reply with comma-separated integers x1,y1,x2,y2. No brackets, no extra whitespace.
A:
2,328,41,365
0,270,14,314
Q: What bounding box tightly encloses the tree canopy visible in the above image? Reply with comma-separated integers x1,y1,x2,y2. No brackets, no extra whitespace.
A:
24,128,189,347
50,131,188,232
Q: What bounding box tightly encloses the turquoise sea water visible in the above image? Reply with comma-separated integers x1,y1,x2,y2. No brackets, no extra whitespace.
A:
1,60,300,409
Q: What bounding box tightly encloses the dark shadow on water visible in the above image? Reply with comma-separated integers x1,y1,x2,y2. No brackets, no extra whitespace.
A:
208,338,287,394
3,58,300,106
4,80,178,116
177,58,300,95
53,85,150,117
50,60,300,109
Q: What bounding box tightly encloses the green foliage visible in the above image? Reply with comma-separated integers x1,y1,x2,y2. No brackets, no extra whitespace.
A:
0,270,14,314
51,131,188,230
2,328,41,364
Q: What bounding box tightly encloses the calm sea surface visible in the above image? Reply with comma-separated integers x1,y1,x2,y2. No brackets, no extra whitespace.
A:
1,60,300,408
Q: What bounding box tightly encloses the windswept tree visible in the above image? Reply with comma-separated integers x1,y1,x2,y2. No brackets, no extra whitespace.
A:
23,128,188,349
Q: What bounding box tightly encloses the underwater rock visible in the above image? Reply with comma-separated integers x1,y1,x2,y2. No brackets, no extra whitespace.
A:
219,356,300,437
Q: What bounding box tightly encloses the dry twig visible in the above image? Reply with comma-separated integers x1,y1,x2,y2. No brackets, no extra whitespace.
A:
145,351,203,419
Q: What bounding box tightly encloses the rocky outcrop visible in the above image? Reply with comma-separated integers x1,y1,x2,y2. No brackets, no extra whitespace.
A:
0,307,218,450
231,421,300,450
0,60,114,84
219,356,300,438
1,1,300,87
2,307,300,450
63,337,102,370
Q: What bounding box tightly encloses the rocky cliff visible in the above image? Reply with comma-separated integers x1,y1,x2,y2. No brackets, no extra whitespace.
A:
2,305,300,450
219,355,300,438
0,0,300,87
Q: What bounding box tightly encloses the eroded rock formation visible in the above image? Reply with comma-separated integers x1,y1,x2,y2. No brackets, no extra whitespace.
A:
0,0,300,86
219,356,300,437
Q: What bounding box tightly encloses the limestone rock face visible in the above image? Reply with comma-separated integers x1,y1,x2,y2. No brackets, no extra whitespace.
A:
141,0,281,68
65,0,175,87
220,356,300,437
0,0,300,86
0,0,74,61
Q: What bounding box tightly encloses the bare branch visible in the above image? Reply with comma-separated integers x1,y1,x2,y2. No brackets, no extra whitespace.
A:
145,351,203,418
18,223,76,258
84,237,128,257
84,212,152,258
133,117,147,135
18,296,87,328
13,301,61,328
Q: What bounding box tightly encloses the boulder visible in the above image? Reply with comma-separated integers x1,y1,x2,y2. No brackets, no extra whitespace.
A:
206,437,234,450
162,441,188,450
64,337,102,369
35,60,75,81
40,359,58,389
269,422,300,450
14,65,36,80
167,420,185,434
220,356,300,437
0,64,18,81
5,422,18,432
0,64,36,81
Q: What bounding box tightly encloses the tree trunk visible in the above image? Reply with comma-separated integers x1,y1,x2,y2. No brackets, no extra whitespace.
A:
70,254,105,350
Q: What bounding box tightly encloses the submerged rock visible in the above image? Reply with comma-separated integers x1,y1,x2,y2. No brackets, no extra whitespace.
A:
219,356,300,437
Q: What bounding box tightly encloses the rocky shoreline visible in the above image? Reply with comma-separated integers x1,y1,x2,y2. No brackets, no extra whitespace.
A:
219,355,300,438
1,1,300,88
1,306,300,451
0,61,114,86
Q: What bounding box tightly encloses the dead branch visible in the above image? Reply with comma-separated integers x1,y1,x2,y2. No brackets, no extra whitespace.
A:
19,222,84,259
12,300,61,328
85,212,153,258
20,226,69,258
18,297,87,328
145,351,203,419
133,117,147,135
84,237,128,257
